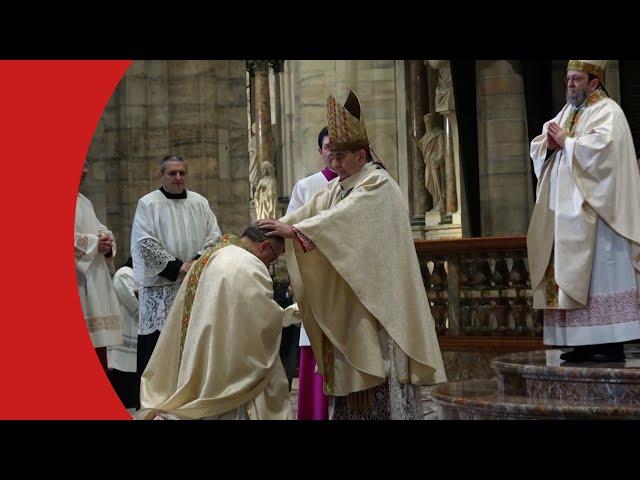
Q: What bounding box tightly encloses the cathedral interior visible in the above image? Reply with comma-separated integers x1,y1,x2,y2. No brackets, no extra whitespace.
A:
81,60,640,419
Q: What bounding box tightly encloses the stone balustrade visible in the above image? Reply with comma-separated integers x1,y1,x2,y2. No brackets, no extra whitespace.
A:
415,236,543,340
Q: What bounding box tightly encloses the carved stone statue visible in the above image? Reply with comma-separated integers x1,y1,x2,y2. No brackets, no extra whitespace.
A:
417,113,445,212
427,60,455,113
426,59,458,215
254,161,278,220
248,122,258,198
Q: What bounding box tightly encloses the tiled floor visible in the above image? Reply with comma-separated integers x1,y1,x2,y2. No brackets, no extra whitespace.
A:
288,378,439,420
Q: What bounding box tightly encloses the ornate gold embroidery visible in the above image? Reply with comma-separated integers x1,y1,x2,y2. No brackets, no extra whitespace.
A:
567,60,604,80
292,226,316,252
562,108,581,135
544,249,559,308
585,89,607,107
322,333,334,396
86,314,122,332
562,91,608,137
75,234,89,259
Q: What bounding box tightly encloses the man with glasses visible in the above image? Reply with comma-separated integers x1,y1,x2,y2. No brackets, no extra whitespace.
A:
265,243,278,265
136,222,293,420
528,60,640,363
131,155,222,408
260,91,446,420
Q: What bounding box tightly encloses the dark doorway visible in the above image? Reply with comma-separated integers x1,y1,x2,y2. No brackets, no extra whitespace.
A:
450,60,480,237
619,60,640,158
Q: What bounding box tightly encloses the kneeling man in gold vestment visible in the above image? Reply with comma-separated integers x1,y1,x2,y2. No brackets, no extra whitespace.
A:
135,223,293,420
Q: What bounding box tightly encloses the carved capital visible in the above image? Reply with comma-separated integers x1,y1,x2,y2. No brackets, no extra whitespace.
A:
247,60,270,73
269,60,285,73
246,60,256,77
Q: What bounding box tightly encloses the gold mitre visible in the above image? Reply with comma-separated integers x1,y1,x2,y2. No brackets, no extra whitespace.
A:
567,60,607,80
326,90,369,152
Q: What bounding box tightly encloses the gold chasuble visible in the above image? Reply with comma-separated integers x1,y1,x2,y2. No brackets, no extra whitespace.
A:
281,163,447,397
136,235,293,420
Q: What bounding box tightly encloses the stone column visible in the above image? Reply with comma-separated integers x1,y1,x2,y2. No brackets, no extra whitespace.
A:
249,60,275,167
443,112,458,214
246,61,256,124
605,60,621,105
280,63,295,198
476,60,533,236
270,60,285,196
409,60,430,224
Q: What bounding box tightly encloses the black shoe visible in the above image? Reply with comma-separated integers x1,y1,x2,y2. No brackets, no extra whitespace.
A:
559,346,593,362
591,343,626,363
591,352,626,362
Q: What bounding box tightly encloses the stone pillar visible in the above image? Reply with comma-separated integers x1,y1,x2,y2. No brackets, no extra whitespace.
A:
409,60,430,224
605,60,621,105
248,60,276,222
246,62,256,124
270,60,285,197
280,62,295,199
476,60,533,236
250,60,275,167
443,112,458,213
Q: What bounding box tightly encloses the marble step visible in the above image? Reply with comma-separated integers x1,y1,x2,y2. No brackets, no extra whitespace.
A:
490,346,640,407
432,378,640,420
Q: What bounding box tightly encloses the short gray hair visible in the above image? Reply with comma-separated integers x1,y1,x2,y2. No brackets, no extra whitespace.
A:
160,155,186,173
